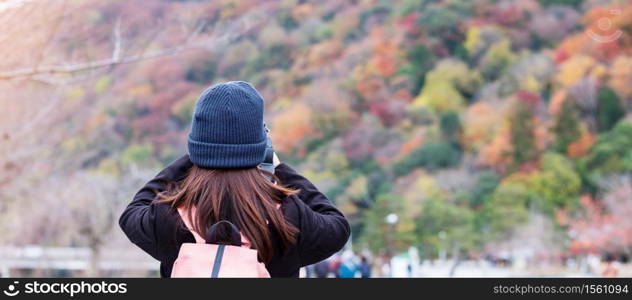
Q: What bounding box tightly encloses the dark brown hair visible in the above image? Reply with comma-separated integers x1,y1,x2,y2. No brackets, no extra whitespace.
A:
157,165,299,263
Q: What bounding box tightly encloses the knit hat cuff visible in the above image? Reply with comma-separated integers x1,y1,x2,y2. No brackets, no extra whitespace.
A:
187,136,267,168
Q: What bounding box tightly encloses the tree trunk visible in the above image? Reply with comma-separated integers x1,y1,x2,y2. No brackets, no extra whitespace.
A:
88,243,101,277
449,243,462,277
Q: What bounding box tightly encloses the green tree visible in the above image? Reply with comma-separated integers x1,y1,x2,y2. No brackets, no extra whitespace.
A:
529,152,581,215
185,59,217,84
121,144,155,168
413,59,481,113
552,100,581,153
469,171,500,209
624,151,632,172
440,111,462,143
415,197,477,259
418,5,460,36
538,0,583,7
584,121,632,175
400,44,435,95
483,178,531,239
479,40,517,81
509,100,538,169
597,87,625,133
360,194,416,256
393,141,461,176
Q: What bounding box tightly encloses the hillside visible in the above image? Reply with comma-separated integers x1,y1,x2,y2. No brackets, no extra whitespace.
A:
1,0,631,274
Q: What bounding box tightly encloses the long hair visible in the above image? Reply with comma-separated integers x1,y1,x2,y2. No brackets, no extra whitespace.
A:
157,165,299,263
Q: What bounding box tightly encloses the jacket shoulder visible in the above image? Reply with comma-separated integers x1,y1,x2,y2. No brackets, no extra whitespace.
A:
152,202,191,243
280,195,302,227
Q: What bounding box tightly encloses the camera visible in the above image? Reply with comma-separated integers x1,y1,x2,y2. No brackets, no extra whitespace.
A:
259,123,275,182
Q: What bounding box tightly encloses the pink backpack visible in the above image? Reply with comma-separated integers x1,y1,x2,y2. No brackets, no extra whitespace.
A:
171,207,270,278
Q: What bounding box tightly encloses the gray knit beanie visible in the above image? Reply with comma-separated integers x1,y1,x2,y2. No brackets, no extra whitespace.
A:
187,81,267,168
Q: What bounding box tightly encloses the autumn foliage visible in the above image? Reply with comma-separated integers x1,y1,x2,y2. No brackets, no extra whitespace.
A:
1,0,632,267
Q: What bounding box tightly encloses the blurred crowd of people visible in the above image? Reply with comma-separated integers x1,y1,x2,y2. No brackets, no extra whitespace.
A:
301,249,630,278
304,251,373,278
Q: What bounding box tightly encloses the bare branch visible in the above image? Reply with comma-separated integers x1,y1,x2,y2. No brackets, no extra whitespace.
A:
186,20,207,44
0,43,193,79
112,16,123,63
0,5,271,82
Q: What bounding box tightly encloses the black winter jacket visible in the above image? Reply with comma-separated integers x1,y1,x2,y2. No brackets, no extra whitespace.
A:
119,155,350,277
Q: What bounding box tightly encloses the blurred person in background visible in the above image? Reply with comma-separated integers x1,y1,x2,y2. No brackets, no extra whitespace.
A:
119,81,350,277
337,250,358,278
329,254,343,277
314,259,331,278
358,256,372,278
601,253,619,277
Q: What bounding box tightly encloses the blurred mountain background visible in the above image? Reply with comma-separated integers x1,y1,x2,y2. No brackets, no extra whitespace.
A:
0,0,631,277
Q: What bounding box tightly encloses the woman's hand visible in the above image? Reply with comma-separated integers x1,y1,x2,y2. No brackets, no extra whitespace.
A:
268,130,281,167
